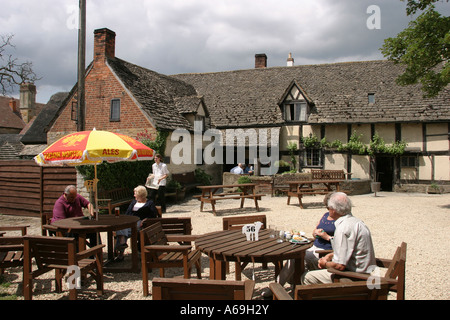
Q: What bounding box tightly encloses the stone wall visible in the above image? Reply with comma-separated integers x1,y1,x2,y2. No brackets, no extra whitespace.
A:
223,172,372,196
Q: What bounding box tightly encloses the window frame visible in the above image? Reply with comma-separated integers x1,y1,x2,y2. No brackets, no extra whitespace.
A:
401,155,418,168
110,98,121,122
283,101,308,122
303,148,323,168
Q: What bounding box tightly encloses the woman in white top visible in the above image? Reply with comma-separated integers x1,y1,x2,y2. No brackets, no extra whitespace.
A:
146,154,169,213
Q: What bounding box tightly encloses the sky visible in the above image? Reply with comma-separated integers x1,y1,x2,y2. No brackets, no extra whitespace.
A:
1,0,449,103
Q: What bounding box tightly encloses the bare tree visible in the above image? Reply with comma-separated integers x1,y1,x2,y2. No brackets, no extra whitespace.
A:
0,34,40,96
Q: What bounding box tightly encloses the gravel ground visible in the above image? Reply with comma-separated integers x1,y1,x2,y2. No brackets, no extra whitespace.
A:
1,191,449,300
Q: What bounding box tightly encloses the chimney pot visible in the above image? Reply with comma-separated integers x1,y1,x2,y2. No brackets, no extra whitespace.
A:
255,53,267,69
94,28,116,62
287,52,294,67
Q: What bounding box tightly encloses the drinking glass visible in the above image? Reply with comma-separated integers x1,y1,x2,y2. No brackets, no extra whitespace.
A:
277,229,285,243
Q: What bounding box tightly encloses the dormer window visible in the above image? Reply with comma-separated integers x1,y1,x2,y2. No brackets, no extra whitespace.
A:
281,83,310,122
284,102,308,122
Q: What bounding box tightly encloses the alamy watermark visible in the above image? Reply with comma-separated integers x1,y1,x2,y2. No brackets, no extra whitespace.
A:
66,265,81,290
367,5,381,30
170,121,280,175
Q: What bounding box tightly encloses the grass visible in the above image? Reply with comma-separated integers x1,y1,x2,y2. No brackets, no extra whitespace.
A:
0,276,18,300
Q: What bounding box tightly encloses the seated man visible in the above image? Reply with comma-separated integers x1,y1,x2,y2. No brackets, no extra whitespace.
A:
302,192,376,285
230,163,244,174
51,185,97,247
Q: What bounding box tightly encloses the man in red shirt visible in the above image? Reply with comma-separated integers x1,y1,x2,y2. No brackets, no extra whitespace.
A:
52,185,94,222
51,185,97,246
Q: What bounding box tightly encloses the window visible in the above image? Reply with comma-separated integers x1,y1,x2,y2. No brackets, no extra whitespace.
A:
71,101,78,121
303,148,322,167
284,102,308,122
368,93,375,104
401,156,417,168
110,99,120,121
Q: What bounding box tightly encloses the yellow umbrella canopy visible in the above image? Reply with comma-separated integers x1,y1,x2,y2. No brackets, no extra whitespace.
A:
34,129,155,216
35,129,154,165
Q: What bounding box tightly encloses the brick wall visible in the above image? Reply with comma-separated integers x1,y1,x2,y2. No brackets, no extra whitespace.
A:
49,58,156,144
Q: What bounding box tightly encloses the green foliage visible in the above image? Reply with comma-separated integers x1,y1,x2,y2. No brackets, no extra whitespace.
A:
136,129,169,157
166,178,182,190
381,4,450,97
195,168,212,185
338,132,368,155
307,131,407,157
237,175,252,184
275,160,290,167
76,160,152,191
301,134,320,148
287,142,298,170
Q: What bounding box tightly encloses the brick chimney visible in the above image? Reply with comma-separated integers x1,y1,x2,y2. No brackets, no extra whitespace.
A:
19,82,36,123
287,52,294,67
9,98,19,114
255,54,267,69
94,28,116,63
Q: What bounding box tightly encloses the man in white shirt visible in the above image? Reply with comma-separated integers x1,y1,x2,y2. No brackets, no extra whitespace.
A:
302,192,376,285
147,154,169,213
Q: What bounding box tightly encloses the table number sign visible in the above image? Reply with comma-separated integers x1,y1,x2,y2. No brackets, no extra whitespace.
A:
242,221,263,241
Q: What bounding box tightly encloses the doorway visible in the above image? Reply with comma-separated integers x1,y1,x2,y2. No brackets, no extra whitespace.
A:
375,156,394,191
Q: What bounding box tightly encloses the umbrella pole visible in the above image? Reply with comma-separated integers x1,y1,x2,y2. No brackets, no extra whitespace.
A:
94,164,99,221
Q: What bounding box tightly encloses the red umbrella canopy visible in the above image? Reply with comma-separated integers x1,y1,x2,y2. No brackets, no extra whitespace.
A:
35,130,154,166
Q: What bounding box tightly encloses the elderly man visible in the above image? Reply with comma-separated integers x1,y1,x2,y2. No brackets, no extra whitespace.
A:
51,185,97,246
302,192,376,285
230,163,244,174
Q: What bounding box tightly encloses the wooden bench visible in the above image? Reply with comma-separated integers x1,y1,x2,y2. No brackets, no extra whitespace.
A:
287,180,342,209
311,169,347,180
141,217,194,245
98,187,133,215
140,222,202,296
269,281,390,300
23,235,105,300
152,278,255,300
197,184,265,215
172,171,201,193
222,215,267,231
328,242,407,300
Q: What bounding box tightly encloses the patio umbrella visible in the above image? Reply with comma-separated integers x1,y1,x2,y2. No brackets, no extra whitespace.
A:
34,129,154,218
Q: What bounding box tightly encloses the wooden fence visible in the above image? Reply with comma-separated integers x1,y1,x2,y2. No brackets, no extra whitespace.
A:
0,160,76,217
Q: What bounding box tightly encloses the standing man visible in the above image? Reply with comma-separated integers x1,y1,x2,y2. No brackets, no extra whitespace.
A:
302,192,376,285
147,154,169,213
51,185,97,246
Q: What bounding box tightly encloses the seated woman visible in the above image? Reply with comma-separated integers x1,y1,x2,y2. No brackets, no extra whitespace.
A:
114,185,158,262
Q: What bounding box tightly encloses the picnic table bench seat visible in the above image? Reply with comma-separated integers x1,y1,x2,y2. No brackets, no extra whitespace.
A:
98,187,133,215
152,278,255,300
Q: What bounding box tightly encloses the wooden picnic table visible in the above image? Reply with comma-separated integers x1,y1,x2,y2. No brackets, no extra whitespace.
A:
287,180,342,209
196,229,312,284
196,183,264,215
51,215,140,273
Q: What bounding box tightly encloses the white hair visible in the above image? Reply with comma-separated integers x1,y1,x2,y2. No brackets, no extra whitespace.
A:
328,192,352,216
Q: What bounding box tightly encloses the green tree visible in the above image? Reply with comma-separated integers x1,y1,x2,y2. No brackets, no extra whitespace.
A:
381,1,449,97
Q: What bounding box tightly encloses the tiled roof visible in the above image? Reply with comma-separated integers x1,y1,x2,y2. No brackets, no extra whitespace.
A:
0,97,25,130
0,134,24,159
21,92,69,144
107,57,198,131
173,60,449,127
